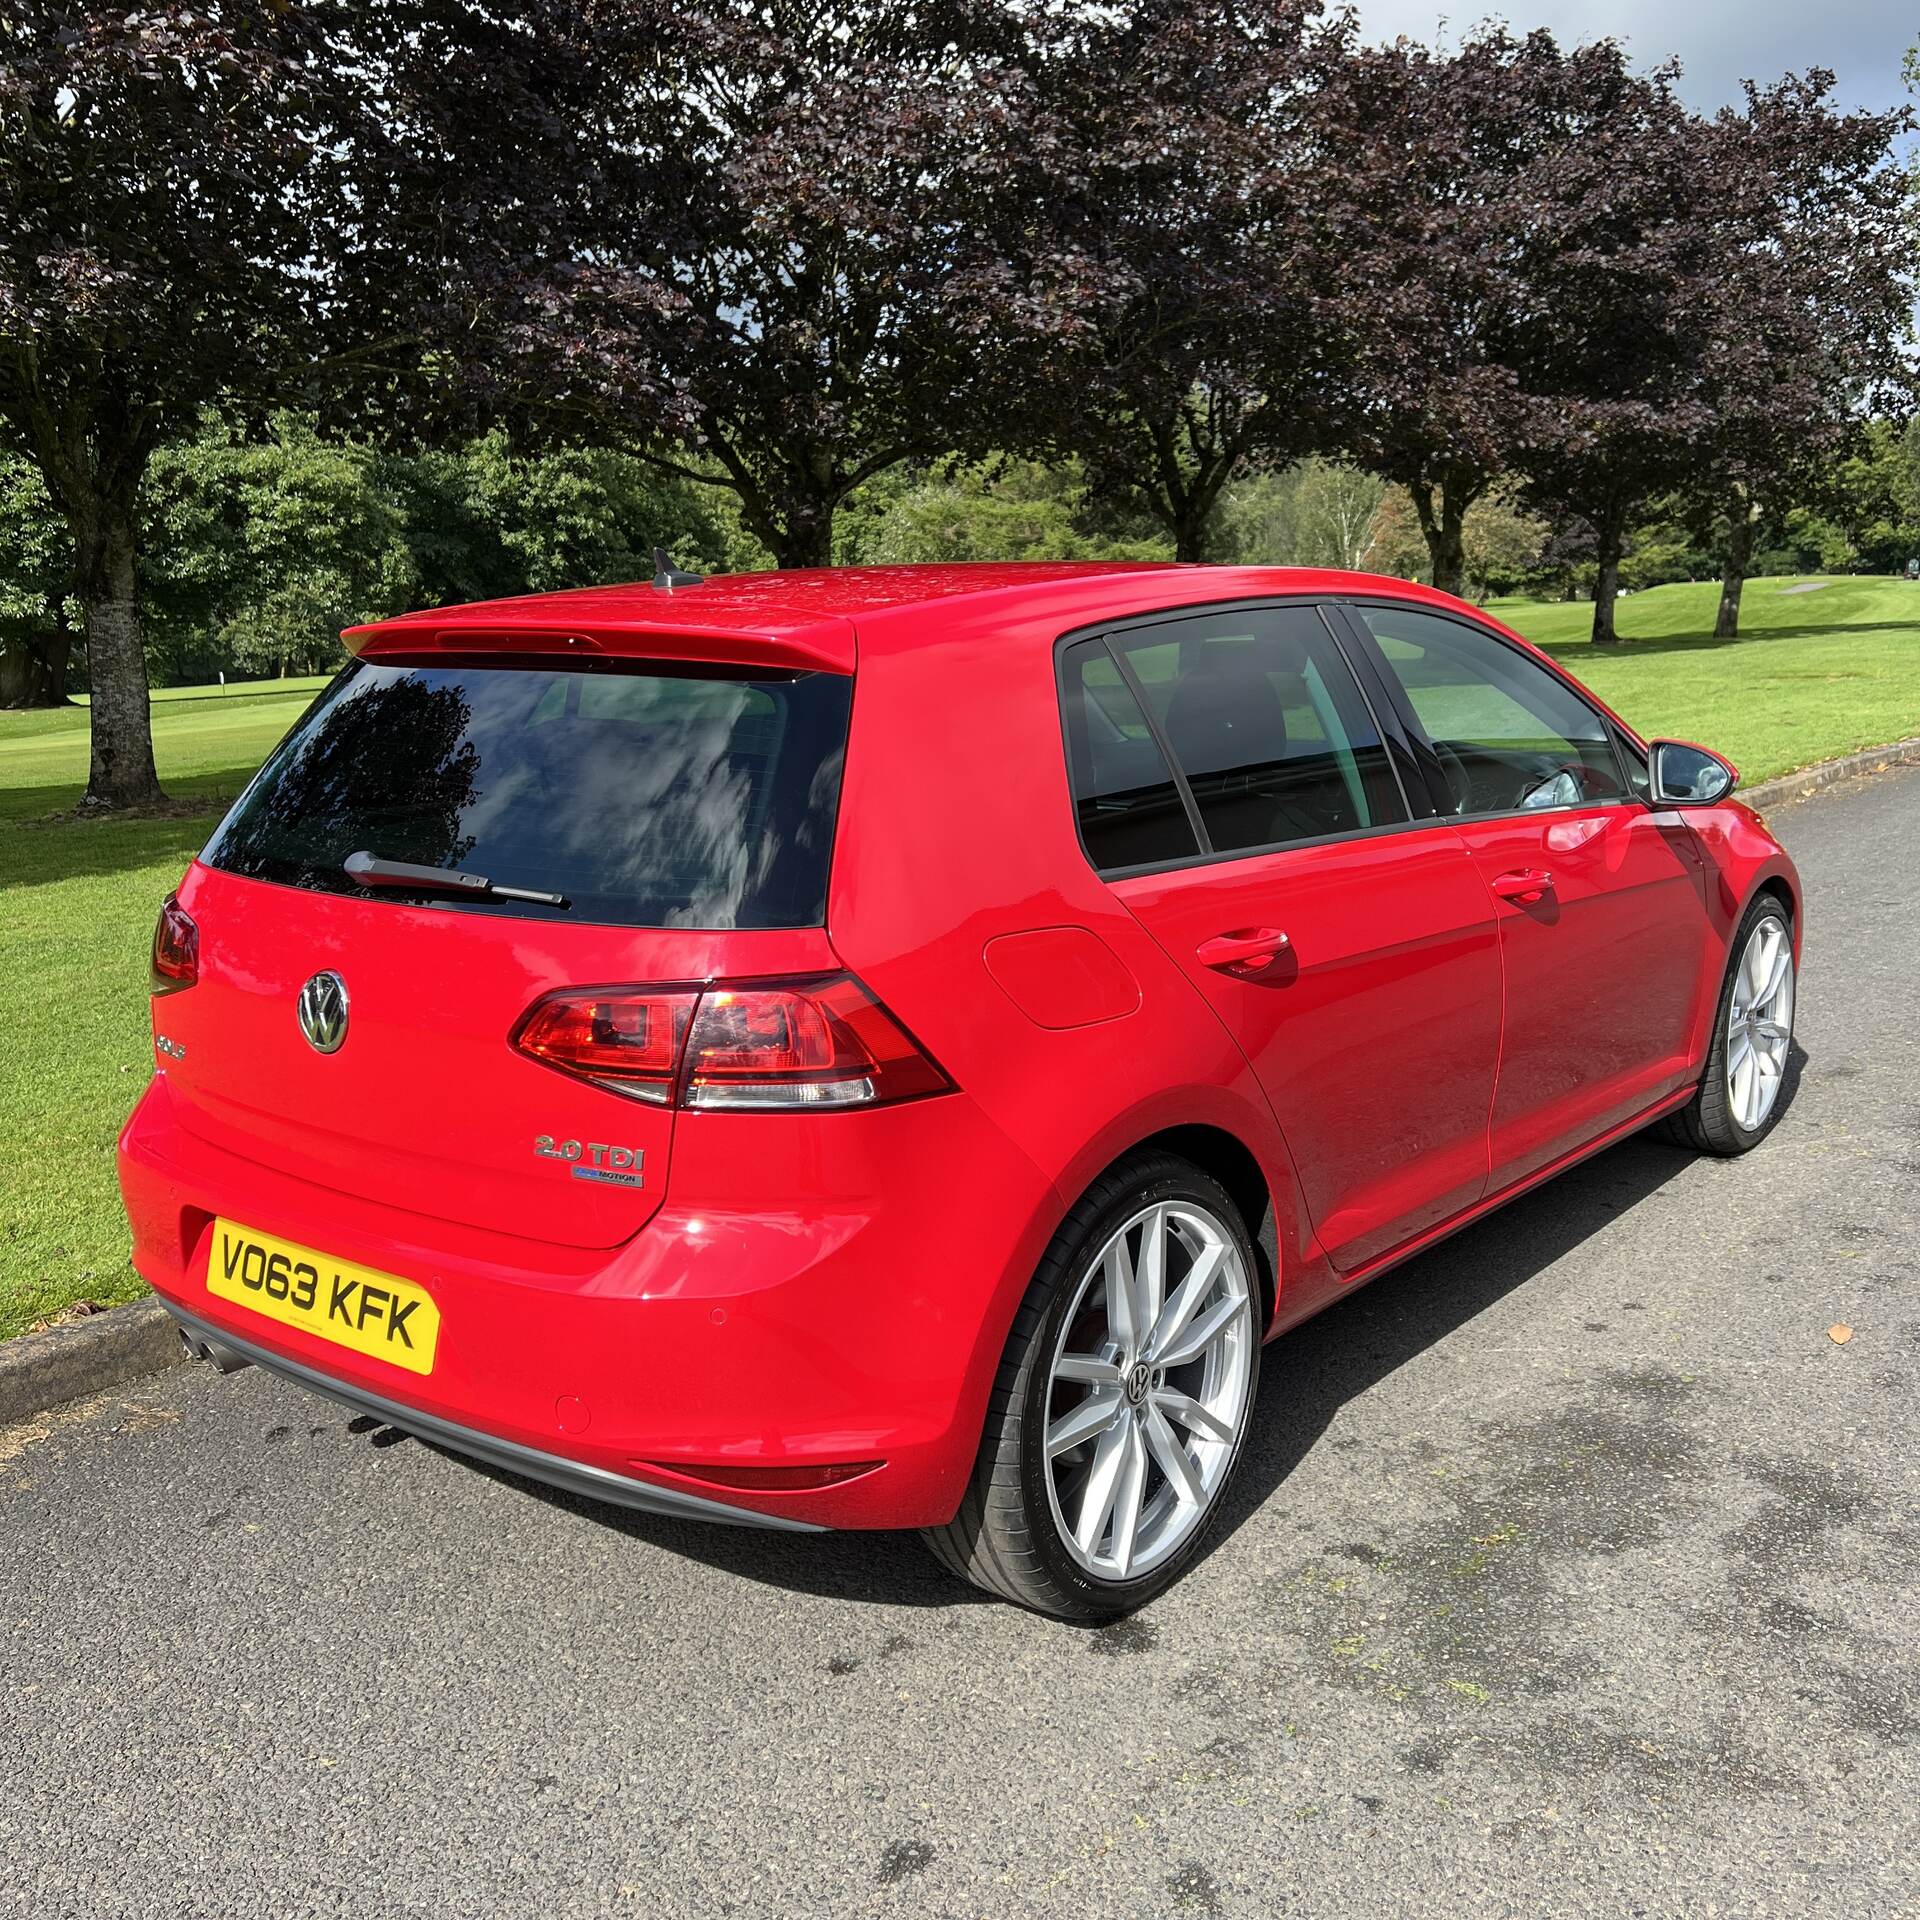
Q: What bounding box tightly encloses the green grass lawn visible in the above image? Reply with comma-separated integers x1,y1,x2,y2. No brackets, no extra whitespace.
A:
1,678,327,1338
3,582,1919,1340
1489,575,1920,783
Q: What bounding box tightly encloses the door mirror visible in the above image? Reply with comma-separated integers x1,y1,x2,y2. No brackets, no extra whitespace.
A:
1649,740,1737,806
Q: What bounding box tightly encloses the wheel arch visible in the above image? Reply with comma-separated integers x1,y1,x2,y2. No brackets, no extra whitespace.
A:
1747,863,1802,966
1070,1121,1283,1335
1753,872,1797,923
1141,1124,1280,1330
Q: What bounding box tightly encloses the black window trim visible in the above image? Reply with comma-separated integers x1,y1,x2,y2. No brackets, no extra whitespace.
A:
1610,721,1653,799
1329,596,1648,824
1104,634,1212,855
1053,593,1448,883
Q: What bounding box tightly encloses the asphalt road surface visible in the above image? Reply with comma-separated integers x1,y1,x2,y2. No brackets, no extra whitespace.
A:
6,766,1917,1920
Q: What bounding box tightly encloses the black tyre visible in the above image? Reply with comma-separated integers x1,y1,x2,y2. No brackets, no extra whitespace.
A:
923,1151,1262,1621
1660,894,1797,1156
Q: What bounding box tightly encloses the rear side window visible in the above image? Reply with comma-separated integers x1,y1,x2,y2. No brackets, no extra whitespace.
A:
1110,607,1406,857
202,659,852,928
1060,639,1202,871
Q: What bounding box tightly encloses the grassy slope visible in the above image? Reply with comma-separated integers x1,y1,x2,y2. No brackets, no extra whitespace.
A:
1489,575,1920,784
1,681,324,1336
2,587,1918,1337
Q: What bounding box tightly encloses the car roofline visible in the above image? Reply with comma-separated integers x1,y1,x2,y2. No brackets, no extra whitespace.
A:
340,563,1503,680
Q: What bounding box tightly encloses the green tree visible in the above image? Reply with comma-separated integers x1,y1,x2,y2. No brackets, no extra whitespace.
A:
0,451,73,705
141,421,415,682
456,437,758,588
396,435,764,605
1291,461,1387,572
126,418,758,686
1215,461,1384,571
0,3,363,803
1363,482,1547,600
861,460,1170,565
1812,418,1920,575
218,430,416,678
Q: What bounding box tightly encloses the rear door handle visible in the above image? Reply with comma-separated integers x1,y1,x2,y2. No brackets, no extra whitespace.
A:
1197,927,1291,976
1491,868,1554,903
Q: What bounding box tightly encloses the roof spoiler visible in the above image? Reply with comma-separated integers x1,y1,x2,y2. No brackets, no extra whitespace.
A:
341,613,855,676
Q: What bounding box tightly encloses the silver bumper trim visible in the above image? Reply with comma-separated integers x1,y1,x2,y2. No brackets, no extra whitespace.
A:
164,1300,824,1533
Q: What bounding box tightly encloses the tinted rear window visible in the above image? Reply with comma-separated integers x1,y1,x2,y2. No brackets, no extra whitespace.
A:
202,659,852,928
1059,638,1202,872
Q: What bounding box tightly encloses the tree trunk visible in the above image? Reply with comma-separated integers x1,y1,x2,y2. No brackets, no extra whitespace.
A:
1173,516,1210,564
1714,511,1755,639
1430,499,1468,599
767,498,835,569
1409,478,1471,597
0,630,73,708
70,489,164,807
1590,515,1626,645
1142,420,1231,565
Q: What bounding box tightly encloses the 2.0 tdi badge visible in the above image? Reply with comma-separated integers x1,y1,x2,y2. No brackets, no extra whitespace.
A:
534,1135,646,1189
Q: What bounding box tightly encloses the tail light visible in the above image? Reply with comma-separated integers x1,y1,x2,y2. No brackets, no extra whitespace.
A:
151,894,198,995
513,989,694,1105
511,974,949,1111
683,976,949,1109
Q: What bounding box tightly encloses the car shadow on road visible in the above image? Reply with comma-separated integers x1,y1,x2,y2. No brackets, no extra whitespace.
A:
1201,1135,1693,1561
1198,1037,1806,1584
431,1075,1798,1616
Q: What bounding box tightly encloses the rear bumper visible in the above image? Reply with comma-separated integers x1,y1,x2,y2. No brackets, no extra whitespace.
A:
120,1073,1063,1530
164,1299,818,1530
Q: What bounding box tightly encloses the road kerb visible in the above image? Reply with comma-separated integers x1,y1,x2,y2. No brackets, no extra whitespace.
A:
1739,734,1920,812
0,1297,185,1427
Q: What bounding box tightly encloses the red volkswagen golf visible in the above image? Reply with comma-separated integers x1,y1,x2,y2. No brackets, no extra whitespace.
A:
121,563,1801,1619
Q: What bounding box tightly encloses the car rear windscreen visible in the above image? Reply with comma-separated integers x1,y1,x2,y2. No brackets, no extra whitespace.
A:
201,659,853,928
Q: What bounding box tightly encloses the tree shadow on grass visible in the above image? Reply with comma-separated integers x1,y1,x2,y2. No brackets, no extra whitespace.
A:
1531,619,1920,663
3,783,233,887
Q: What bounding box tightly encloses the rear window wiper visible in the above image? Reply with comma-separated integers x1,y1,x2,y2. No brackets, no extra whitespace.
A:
343,850,569,909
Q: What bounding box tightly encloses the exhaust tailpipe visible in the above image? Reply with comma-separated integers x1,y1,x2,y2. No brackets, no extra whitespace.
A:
177,1327,252,1375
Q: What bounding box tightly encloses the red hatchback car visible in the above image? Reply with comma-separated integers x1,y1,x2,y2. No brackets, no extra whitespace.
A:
121,562,1801,1619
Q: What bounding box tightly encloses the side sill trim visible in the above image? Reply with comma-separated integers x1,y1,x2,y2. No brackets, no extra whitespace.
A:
1275,1080,1699,1331
163,1300,824,1533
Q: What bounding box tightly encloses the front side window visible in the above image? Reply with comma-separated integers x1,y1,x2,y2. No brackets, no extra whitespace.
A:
1110,606,1406,857
202,658,852,928
1357,606,1629,815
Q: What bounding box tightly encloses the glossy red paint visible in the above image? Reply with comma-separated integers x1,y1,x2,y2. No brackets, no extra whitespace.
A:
1450,805,1706,1186
120,563,1801,1531
1111,824,1502,1273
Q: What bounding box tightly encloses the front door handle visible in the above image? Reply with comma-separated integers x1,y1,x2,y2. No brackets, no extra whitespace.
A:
1197,927,1291,976
1491,868,1554,903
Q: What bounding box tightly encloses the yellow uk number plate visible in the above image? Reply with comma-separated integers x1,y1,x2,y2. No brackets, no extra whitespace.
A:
207,1220,440,1376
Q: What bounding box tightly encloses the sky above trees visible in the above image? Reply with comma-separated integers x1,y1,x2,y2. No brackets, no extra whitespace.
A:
1351,3,1914,115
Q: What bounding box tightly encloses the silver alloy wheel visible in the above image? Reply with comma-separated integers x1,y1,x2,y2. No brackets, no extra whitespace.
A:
1042,1200,1256,1581
1727,915,1794,1131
